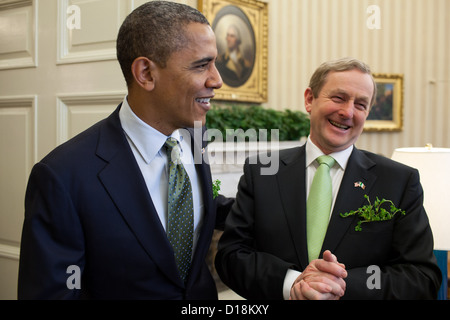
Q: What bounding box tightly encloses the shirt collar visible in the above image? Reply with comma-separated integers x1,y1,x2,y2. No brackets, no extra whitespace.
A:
306,136,353,170
119,97,183,164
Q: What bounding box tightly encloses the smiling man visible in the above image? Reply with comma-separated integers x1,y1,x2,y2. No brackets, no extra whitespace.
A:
215,57,441,300
18,1,233,299
305,66,375,154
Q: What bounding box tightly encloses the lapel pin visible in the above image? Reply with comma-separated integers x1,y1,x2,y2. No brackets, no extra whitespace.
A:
354,181,366,190
201,147,206,154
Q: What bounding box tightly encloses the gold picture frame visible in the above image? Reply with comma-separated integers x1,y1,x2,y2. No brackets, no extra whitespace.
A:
199,0,268,103
364,73,404,132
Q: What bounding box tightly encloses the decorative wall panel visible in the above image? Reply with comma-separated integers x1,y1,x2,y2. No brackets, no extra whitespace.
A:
57,0,129,64
0,96,36,254
0,0,37,69
56,92,124,143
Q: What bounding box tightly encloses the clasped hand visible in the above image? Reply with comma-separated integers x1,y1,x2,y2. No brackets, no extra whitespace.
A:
289,250,347,300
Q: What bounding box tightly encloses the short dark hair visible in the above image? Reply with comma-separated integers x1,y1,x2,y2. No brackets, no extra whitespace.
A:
116,1,210,87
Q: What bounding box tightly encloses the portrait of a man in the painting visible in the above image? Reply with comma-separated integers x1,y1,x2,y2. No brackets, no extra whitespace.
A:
213,5,255,88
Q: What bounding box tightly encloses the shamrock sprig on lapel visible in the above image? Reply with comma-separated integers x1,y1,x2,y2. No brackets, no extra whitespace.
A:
212,179,221,199
340,195,406,231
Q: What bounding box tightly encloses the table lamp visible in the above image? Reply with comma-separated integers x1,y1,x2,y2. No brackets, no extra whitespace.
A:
391,145,450,300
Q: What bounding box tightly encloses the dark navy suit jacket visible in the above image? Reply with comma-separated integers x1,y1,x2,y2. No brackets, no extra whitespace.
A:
18,105,233,299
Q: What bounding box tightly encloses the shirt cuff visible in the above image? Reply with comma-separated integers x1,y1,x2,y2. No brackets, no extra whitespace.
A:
283,269,302,300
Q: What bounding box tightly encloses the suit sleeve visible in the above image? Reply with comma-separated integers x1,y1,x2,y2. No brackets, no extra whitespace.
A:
215,159,296,299
18,162,84,299
343,168,441,299
213,194,234,231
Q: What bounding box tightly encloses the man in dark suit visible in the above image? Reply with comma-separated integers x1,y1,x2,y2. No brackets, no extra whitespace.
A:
18,1,233,299
215,58,441,299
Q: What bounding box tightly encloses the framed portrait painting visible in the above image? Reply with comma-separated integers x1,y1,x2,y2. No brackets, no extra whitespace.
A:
199,0,268,103
364,73,404,132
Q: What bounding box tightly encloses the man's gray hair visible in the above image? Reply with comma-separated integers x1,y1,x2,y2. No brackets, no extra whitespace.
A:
308,57,377,107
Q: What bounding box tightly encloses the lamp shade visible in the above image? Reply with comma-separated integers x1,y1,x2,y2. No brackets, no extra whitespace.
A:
391,147,450,251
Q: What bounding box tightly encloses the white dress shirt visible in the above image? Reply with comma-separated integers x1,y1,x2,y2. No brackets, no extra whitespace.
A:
118,97,204,255
282,136,353,299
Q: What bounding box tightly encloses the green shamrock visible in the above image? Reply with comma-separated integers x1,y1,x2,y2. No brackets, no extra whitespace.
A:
340,195,406,231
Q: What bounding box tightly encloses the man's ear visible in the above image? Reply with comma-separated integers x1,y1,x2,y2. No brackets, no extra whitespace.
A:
304,87,314,113
131,57,157,91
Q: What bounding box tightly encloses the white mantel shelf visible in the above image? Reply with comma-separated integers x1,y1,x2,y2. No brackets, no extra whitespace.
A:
207,139,306,197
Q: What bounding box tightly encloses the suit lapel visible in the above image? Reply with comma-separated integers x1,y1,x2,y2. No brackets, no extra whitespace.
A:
277,146,377,267
96,106,182,287
277,146,309,270
321,147,377,254
185,127,215,287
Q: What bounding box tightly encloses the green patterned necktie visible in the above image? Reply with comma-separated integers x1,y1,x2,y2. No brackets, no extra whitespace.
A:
164,137,194,282
307,155,336,262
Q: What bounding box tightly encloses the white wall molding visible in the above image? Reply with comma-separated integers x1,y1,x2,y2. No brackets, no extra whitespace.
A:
57,0,130,65
56,91,125,144
0,0,37,70
0,95,36,251
0,94,37,166
0,244,20,261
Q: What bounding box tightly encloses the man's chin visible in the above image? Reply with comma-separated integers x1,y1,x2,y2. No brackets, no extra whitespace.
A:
190,118,206,128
